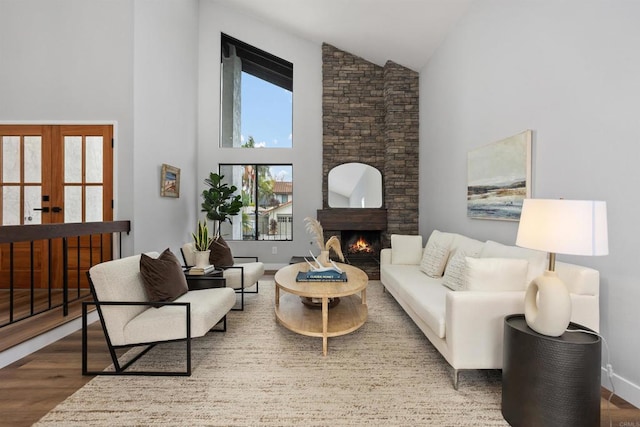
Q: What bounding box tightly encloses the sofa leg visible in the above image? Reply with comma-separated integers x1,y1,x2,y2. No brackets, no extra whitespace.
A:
453,369,460,390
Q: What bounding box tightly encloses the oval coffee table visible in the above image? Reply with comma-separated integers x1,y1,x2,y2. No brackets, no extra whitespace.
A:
274,262,368,356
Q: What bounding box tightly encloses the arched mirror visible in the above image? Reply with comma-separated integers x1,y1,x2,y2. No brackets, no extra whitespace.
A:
328,163,382,208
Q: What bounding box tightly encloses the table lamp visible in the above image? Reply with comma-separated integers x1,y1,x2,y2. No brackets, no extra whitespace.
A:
516,199,608,336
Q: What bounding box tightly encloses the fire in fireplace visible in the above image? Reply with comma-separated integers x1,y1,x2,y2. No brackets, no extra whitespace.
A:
341,230,381,258
349,236,375,254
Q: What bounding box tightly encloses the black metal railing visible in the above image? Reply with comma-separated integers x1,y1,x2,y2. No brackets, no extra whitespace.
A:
0,221,130,328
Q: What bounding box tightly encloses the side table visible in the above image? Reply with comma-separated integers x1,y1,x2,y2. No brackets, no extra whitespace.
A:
184,269,226,290
501,314,601,427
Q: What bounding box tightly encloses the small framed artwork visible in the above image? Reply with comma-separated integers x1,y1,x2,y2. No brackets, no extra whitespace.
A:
161,164,180,198
467,130,532,221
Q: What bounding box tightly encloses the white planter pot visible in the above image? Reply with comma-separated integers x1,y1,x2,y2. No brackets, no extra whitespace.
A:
194,250,211,268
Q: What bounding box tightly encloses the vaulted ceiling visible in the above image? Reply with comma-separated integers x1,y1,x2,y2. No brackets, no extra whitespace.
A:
212,0,474,71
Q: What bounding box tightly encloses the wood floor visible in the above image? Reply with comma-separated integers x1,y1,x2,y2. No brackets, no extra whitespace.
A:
0,321,638,426
1,290,92,352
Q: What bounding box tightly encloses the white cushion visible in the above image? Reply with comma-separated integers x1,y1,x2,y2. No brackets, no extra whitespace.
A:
223,262,264,290
450,234,485,257
425,230,455,250
88,253,157,346
480,240,546,284
555,261,599,296
182,243,196,266
380,263,447,338
465,257,529,292
420,240,449,277
442,250,469,291
123,287,236,345
390,234,423,265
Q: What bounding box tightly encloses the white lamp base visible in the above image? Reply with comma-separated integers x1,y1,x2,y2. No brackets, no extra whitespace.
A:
524,270,571,337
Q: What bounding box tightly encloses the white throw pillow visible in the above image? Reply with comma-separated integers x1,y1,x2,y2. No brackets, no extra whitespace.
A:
465,257,529,292
480,240,546,284
420,240,449,278
390,234,423,265
425,230,454,250
442,250,469,291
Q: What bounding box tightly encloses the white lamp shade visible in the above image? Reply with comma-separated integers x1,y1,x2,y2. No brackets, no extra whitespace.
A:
516,199,608,256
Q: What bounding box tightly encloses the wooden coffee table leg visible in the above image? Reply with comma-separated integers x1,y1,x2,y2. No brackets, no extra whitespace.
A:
322,297,328,356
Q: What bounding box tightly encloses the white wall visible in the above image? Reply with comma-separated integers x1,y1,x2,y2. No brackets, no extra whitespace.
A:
198,1,323,269
0,0,136,254
420,0,640,406
0,0,199,364
133,0,199,255
0,0,200,256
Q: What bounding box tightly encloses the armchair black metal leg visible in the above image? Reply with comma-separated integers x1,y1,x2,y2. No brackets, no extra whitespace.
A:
233,286,245,311
82,302,89,375
210,315,227,332
232,273,245,311
244,281,259,294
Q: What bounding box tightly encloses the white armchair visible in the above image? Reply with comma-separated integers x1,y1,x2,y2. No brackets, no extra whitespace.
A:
83,252,236,376
182,243,264,310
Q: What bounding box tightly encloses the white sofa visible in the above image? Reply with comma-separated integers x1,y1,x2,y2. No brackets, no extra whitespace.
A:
380,231,600,389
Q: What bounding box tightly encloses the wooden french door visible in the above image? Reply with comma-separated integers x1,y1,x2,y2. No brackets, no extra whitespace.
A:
0,124,113,289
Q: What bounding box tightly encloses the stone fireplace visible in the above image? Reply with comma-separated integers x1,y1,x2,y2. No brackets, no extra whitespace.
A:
317,44,419,279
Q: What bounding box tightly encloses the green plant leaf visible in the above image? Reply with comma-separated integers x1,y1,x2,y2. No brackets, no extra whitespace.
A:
200,172,242,238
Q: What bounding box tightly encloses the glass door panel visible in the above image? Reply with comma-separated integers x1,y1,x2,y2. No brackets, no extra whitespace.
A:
58,125,113,289
0,126,49,289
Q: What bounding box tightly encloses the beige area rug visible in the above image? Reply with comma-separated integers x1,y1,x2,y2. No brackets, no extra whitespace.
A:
35,281,507,426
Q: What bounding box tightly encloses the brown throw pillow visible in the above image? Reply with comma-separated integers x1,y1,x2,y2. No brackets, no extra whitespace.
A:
209,236,234,267
139,249,189,307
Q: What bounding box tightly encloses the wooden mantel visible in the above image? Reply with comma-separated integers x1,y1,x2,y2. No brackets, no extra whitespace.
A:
317,208,387,231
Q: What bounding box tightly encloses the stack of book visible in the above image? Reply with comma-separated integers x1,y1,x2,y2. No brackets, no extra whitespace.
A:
296,264,347,282
188,264,216,275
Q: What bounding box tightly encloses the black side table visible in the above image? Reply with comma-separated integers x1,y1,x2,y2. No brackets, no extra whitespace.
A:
184,269,226,291
501,314,601,427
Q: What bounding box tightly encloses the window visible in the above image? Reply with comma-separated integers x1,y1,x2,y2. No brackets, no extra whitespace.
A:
220,33,293,148
219,164,292,241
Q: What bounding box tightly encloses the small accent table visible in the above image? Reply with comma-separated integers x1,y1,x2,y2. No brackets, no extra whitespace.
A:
184,269,226,290
501,314,601,427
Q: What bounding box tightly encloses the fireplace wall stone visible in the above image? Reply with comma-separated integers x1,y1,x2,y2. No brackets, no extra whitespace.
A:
321,43,419,249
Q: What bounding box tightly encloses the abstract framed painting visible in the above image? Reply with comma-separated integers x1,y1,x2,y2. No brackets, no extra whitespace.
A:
467,130,532,221
160,163,180,198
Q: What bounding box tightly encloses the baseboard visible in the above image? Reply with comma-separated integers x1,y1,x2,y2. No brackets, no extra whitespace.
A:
602,366,640,408
264,263,287,273
0,311,99,370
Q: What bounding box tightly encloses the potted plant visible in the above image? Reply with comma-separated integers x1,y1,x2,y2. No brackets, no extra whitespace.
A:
191,219,213,268
200,172,243,266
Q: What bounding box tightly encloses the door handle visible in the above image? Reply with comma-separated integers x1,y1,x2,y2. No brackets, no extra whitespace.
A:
33,207,50,213
52,207,62,213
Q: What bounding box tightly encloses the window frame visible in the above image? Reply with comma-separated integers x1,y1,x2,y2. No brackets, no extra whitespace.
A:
219,163,293,242
220,33,293,149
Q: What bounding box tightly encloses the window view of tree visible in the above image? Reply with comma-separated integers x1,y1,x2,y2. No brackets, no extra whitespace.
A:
219,164,292,241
